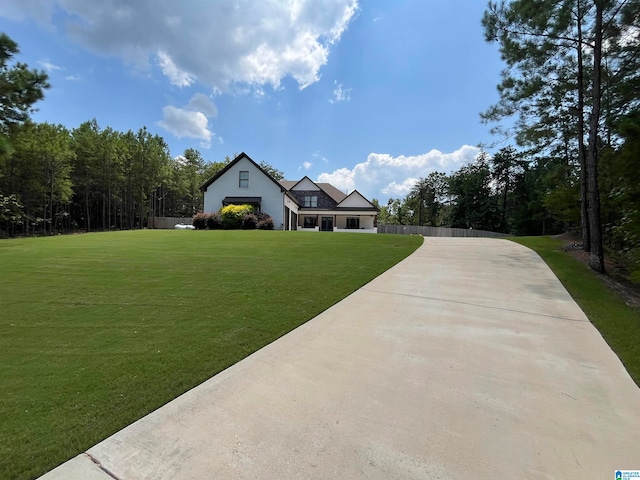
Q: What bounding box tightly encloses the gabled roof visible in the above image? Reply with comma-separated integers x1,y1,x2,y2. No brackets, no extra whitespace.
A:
336,190,379,211
199,152,285,193
317,183,347,203
281,176,348,203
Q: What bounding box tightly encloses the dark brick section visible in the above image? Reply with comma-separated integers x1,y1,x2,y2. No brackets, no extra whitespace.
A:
290,190,337,209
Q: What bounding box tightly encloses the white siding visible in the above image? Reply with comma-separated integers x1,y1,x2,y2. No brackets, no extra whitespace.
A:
335,215,376,229
337,191,373,208
202,157,285,227
291,177,320,191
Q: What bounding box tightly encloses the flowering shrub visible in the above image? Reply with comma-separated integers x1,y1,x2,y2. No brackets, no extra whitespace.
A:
241,213,258,229
192,212,207,230
256,212,274,230
220,204,253,229
206,212,223,230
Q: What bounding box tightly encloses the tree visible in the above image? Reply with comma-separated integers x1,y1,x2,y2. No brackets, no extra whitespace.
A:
8,122,74,234
448,153,500,231
482,0,640,272
0,33,50,153
406,172,449,226
490,146,526,230
259,160,285,181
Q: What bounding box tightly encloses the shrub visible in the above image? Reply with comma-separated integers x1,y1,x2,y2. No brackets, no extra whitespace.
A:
206,212,223,230
242,213,258,230
192,212,207,230
256,213,274,230
220,204,253,229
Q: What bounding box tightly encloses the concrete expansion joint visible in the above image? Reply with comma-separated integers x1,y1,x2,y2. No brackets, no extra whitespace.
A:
84,453,121,480
361,287,589,323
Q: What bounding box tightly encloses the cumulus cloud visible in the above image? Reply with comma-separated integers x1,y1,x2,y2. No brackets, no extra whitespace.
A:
158,106,212,145
329,80,351,103
4,0,358,91
158,92,219,144
302,161,313,170
317,145,481,200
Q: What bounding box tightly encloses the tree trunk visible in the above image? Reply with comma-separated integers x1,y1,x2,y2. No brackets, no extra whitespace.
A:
587,1,605,273
576,1,590,251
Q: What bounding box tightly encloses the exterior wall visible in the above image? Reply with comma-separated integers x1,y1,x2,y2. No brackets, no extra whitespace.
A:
297,213,376,232
289,190,337,209
335,215,376,230
291,177,319,191
338,192,373,208
202,157,284,227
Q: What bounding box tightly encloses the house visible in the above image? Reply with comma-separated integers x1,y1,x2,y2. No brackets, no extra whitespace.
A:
200,152,378,232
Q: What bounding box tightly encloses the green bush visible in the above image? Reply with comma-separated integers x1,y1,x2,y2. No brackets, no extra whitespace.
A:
220,204,253,229
206,212,223,230
192,212,207,230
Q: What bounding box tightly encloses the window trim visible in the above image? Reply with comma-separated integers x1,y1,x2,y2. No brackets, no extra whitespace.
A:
304,195,318,208
239,171,249,188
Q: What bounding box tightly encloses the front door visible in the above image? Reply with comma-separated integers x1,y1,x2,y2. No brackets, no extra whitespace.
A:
321,216,333,231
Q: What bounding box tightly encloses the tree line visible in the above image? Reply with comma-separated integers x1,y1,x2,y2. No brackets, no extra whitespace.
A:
0,118,233,235
374,146,571,236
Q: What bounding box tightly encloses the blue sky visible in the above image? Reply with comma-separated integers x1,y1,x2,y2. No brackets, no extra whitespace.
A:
1,1,505,202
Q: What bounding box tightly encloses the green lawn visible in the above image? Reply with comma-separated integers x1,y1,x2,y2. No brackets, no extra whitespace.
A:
0,230,422,480
510,236,640,387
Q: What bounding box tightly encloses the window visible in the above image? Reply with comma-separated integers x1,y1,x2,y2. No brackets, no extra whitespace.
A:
303,216,317,228
304,195,317,207
346,217,359,229
239,171,249,188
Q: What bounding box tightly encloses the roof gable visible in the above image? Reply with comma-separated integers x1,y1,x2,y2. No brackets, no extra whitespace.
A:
291,176,320,191
336,190,378,210
199,152,284,192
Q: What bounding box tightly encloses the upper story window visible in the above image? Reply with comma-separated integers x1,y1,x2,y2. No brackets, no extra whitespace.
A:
304,195,317,207
239,171,249,188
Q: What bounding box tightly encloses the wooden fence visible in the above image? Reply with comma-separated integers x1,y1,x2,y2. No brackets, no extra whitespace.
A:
377,224,511,238
148,217,193,229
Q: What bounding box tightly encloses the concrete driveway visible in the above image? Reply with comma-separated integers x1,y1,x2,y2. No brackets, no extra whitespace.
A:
40,237,640,479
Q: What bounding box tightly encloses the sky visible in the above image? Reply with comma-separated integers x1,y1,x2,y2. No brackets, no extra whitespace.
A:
1,0,507,203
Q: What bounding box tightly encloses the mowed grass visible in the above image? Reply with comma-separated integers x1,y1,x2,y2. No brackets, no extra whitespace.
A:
511,236,640,387
0,230,422,480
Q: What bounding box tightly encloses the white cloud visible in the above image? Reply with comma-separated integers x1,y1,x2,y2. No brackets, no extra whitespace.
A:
156,51,195,87
382,178,420,196
317,167,354,193
158,92,219,144
38,61,62,72
6,0,359,92
317,145,481,201
329,80,351,103
158,106,212,145
302,161,313,170
187,93,218,117
65,75,82,81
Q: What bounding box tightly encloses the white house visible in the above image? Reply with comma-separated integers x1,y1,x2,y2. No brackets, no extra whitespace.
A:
200,152,378,232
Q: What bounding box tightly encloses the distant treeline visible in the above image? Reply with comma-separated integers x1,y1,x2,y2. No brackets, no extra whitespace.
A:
0,119,232,235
